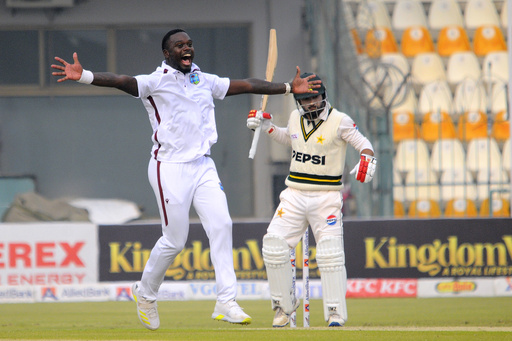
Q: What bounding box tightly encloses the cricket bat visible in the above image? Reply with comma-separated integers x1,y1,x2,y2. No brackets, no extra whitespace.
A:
248,28,278,159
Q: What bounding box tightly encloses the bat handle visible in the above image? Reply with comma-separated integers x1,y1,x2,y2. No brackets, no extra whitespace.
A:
248,125,262,159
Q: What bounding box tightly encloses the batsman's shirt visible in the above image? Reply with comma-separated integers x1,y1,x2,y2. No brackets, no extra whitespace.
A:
135,61,230,163
269,106,373,191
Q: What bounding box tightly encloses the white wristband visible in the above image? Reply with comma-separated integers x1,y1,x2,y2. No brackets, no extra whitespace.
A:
78,69,94,84
284,82,291,95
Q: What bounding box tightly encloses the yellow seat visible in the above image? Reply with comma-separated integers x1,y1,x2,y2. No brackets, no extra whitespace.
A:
457,111,489,142
421,111,457,143
401,26,435,58
491,111,510,142
480,197,510,217
365,27,399,58
473,25,507,57
444,198,478,217
392,111,421,142
394,200,406,217
408,199,442,218
351,28,364,55
437,26,471,57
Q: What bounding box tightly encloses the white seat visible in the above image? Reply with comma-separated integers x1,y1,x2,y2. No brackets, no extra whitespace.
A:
394,170,406,202
418,80,454,117
482,51,509,84
390,85,418,113
466,137,503,174
430,138,466,174
503,138,511,173
394,139,430,174
464,0,501,29
356,0,393,30
446,52,482,87
476,168,510,202
440,168,478,201
392,0,428,30
381,52,410,77
501,2,508,28
490,81,508,116
428,0,464,29
411,52,447,92
453,78,487,115
405,168,441,202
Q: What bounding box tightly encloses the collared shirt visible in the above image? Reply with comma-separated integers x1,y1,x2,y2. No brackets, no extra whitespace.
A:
135,61,230,163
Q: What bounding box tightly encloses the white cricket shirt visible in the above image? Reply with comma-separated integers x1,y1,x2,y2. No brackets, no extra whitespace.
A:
135,61,230,162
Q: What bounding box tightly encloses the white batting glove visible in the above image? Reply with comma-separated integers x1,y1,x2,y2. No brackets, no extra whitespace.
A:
350,154,377,183
247,110,272,132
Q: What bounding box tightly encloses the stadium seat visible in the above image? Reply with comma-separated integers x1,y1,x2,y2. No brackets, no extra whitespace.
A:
356,0,393,30
480,197,511,217
350,28,364,55
440,168,478,202
381,52,410,77
390,86,418,113
394,169,406,202
394,200,406,217
437,26,472,57
444,198,479,217
408,199,442,218
453,78,487,115
464,0,501,29
430,138,466,174
473,25,507,57
491,110,510,142
490,81,508,116
392,111,421,142
501,2,508,28
400,26,435,58
392,0,428,30
457,110,489,142
421,111,457,143
482,51,509,84
394,138,431,174
405,168,441,202
418,80,454,117
466,137,502,174
365,27,399,58
428,0,465,30
446,52,481,86
476,168,510,202
411,53,447,91
503,138,511,173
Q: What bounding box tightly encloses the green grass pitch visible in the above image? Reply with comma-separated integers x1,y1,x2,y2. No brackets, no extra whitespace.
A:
0,297,511,340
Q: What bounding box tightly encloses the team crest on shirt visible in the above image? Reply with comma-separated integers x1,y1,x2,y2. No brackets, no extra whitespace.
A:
326,215,337,225
190,73,200,85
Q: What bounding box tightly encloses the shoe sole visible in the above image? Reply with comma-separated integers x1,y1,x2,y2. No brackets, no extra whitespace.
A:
212,314,252,325
132,283,159,331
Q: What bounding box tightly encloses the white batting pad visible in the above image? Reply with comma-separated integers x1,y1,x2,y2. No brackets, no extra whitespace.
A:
316,236,348,323
262,234,296,313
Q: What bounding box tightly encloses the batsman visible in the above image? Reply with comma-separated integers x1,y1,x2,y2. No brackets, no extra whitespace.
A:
247,73,377,327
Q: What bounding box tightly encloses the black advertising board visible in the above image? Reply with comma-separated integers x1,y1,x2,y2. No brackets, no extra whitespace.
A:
98,218,512,282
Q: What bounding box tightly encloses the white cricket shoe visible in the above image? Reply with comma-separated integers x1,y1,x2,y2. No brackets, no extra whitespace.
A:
132,282,160,330
272,299,300,328
328,313,345,327
212,299,252,324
